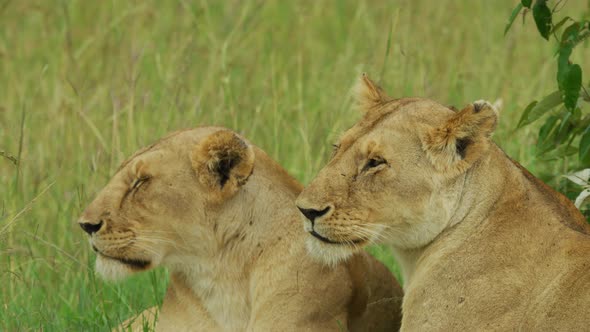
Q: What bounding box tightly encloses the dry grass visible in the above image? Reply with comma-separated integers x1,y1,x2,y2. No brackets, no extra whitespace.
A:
1,0,588,330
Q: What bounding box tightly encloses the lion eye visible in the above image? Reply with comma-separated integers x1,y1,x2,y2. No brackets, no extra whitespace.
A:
131,176,150,191
362,157,387,172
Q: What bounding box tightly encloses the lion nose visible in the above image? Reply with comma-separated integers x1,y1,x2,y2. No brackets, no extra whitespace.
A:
297,206,331,225
79,220,104,235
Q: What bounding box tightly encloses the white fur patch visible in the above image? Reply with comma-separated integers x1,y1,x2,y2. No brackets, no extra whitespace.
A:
303,219,313,233
95,255,134,281
305,237,355,267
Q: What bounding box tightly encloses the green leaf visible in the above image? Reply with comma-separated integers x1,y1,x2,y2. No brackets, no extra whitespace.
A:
532,0,552,40
505,3,524,35
538,115,559,142
556,23,583,111
557,51,572,86
580,126,590,164
538,144,577,161
557,23,581,72
539,108,576,157
550,17,572,35
521,0,532,8
518,91,562,128
517,100,538,128
561,22,581,48
537,114,560,154
561,64,582,111
555,110,573,144
577,115,590,136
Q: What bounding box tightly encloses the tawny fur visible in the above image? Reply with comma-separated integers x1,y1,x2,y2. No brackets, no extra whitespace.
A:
352,73,391,112
297,74,590,331
78,127,403,332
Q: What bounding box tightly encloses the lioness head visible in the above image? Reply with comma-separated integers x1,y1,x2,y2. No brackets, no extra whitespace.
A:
78,127,255,280
297,74,498,265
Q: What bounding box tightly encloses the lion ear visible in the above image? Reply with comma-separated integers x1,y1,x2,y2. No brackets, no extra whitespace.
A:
191,130,255,203
352,73,391,112
422,100,498,176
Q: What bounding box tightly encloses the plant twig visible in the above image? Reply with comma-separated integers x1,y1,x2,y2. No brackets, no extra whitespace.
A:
552,0,568,13
0,181,55,235
0,150,17,165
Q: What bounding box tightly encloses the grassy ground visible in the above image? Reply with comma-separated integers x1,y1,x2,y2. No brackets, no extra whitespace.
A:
1,0,589,330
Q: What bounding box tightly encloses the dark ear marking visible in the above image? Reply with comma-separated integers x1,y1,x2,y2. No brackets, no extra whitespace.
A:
191,130,256,202
422,100,499,176
455,138,471,159
473,103,483,113
214,154,241,187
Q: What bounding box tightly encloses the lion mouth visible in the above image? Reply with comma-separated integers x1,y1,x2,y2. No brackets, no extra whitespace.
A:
309,230,366,245
97,252,151,269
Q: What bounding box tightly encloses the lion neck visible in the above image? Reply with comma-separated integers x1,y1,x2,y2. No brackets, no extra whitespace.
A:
165,166,302,329
394,144,590,291
392,147,509,287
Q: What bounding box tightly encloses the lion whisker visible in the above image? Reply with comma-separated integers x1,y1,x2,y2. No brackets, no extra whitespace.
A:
348,224,388,243
135,235,190,252
131,243,161,257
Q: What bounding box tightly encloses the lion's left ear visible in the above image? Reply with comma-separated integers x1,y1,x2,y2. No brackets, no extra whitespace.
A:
191,130,255,203
422,100,498,176
353,73,391,112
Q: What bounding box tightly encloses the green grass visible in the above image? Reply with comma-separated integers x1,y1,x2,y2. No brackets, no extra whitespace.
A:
1,0,588,330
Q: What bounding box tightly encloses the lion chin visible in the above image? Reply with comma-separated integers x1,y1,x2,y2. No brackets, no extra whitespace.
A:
305,236,356,267
95,255,152,281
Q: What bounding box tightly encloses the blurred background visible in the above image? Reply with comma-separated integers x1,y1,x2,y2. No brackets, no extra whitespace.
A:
1,0,589,330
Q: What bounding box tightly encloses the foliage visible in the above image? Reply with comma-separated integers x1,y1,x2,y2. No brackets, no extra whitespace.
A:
505,0,590,217
564,169,590,209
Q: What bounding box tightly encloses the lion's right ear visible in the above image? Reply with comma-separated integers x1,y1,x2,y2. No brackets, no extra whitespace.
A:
422,100,498,177
352,73,391,112
191,130,255,203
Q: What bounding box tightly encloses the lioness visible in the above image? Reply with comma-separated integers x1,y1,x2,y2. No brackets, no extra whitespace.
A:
78,127,403,331
296,74,590,330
